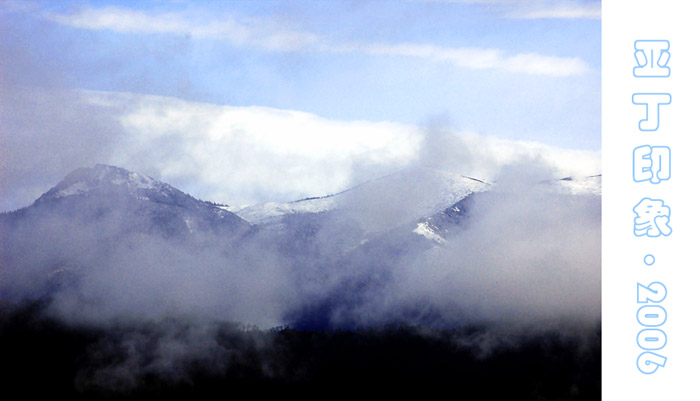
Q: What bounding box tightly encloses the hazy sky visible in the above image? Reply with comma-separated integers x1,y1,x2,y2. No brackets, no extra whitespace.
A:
0,0,601,211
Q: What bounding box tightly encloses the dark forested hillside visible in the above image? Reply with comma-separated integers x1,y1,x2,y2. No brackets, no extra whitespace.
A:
0,301,600,400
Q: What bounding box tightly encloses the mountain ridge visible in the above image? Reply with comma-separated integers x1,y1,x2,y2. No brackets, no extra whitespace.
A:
2,164,251,241
0,163,602,330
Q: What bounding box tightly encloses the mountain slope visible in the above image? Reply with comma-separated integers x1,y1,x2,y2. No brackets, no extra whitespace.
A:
237,167,490,229
0,164,601,330
0,165,252,303
412,174,602,245
7,164,251,240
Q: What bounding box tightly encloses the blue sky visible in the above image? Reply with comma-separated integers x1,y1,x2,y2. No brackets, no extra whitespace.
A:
0,0,601,210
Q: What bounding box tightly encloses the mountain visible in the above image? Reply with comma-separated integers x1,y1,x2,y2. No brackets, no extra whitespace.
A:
413,174,602,245
236,167,493,282
7,164,251,240
0,165,602,401
550,174,602,196
235,168,600,328
0,164,251,302
0,164,601,329
237,167,491,229
239,168,601,248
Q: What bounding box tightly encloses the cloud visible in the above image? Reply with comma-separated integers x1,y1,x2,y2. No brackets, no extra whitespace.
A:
341,159,601,327
0,89,600,211
507,2,600,20
415,0,601,20
45,6,319,52
0,88,123,212
0,3,600,388
90,91,423,208
0,150,600,330
38,4,589,76
92,90,600,206
329,42,588,77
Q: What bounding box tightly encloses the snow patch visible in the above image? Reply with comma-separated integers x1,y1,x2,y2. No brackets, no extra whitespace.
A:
184,217,195,233
55,181,89,198
413,222,446,244
238,168,489,225
555,175,601,196
237,198,336,225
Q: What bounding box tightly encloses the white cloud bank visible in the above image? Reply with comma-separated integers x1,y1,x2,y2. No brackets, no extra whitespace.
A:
0,89,599,211
86,91,599,208
90,91,422,207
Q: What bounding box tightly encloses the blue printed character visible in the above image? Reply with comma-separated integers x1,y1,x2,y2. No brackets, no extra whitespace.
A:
633,198,672,237
632,93,671,132
634,40,670,78
633,145,670,184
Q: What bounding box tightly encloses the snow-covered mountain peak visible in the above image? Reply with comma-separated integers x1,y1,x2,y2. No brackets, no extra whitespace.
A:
35,164,169,203
22,164,251,240
237,166,490,227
